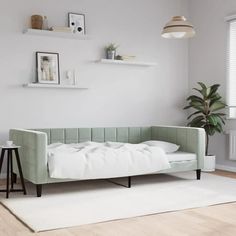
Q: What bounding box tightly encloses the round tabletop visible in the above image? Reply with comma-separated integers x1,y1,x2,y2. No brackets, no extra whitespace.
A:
1,145,21,149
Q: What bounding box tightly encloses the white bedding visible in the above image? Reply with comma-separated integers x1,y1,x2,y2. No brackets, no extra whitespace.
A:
167,151,196,162
47,142,171,180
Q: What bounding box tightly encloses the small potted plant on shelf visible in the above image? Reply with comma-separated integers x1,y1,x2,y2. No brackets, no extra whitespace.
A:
105,43,119,60
184,82,226,171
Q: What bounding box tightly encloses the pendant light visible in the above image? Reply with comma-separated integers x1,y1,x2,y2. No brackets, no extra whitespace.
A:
161,16,195,39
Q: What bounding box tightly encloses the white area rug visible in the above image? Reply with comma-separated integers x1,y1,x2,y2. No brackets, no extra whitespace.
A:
1,172,236,232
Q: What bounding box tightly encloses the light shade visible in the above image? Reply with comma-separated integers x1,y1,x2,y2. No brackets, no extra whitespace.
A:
161,16,195,39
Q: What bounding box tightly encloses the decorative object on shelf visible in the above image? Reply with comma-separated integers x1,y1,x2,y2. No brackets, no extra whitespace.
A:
5,140,13,147
68,13,85,34
31,15,43,30
50,26,73,33
36,52,60,84
105,43,119,60
65,70,78,85
42,16,49,30
162,16,195,39
184,82,226,171
122,55,136,61
115,55,123,60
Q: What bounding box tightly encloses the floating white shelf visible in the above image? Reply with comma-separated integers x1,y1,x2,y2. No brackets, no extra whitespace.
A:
23,29,90,40
97,59,157,67
23,83,88,89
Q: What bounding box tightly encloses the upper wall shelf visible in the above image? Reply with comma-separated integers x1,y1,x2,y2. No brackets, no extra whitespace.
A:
23,29,90,40
97,59,157,67
23,83,88,89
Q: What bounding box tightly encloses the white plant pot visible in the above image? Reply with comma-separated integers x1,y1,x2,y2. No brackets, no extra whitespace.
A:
202,155,216,172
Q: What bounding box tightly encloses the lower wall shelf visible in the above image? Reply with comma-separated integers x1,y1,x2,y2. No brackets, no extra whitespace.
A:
23,83,88,89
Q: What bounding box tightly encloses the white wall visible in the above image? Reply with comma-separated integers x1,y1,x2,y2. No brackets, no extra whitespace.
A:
0,0,189,173
189,0,236,170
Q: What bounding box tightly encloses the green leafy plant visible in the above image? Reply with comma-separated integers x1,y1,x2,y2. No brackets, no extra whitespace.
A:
105,43,119,51
184,82,226,155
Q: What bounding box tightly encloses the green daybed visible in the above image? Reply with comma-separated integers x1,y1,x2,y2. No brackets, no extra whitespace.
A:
9,125,205,197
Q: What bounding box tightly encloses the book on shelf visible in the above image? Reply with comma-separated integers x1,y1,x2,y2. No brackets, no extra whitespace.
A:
120,55,136,61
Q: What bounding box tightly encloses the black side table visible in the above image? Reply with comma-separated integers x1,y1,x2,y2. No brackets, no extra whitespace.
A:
0,146,26,198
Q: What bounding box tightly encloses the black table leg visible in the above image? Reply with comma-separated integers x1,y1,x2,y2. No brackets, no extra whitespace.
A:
6,150,11,198
0,149,5,173
14,149,26,195
10,151,14,189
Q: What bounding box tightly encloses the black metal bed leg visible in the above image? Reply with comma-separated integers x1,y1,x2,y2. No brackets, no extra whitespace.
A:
196,169,201,180
107,176,132,188
128,176,131,188
36,184,42,197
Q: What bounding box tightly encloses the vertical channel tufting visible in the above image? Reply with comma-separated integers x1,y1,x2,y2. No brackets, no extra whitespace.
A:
64,128,66,144
78,128,92,142
157,127,169,141
104,128,116,142
65,128,79,144
51,129,65,143
33,127,153,144
151,127,158,140
117,128,129,142
141,127,152,141
128,127,141,143
92,128,105,142
167,128,177,144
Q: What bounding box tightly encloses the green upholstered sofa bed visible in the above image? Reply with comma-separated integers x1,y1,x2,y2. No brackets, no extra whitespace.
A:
9,125,205,197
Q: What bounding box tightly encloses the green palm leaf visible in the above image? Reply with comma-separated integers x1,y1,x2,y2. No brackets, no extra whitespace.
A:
207,114,218,126
210,101,226,112
184,82,227,155
187,95,204,103
187,111,202,120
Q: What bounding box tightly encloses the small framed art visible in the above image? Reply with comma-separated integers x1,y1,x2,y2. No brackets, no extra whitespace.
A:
36,52,60,84
68,13,85,35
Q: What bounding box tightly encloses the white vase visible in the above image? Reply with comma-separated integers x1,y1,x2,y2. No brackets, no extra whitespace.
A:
202,155,216,172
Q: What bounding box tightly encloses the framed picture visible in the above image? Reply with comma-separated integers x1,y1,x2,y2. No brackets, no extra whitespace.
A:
36,52,60,84
68,13,85,35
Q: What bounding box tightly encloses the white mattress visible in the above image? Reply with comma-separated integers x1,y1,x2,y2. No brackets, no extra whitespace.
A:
167,151,196,162
47,142,171,179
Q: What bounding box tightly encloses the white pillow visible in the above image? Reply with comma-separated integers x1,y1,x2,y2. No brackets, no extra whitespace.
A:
106,142,147,150
141,140,180,153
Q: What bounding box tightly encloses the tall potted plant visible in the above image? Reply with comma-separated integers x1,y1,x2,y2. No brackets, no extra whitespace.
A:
184,82,226,171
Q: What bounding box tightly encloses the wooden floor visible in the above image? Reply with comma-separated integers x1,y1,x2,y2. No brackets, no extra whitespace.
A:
1,170,236,236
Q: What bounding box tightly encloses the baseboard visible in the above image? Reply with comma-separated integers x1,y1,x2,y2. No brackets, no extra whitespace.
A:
216,164,236,173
